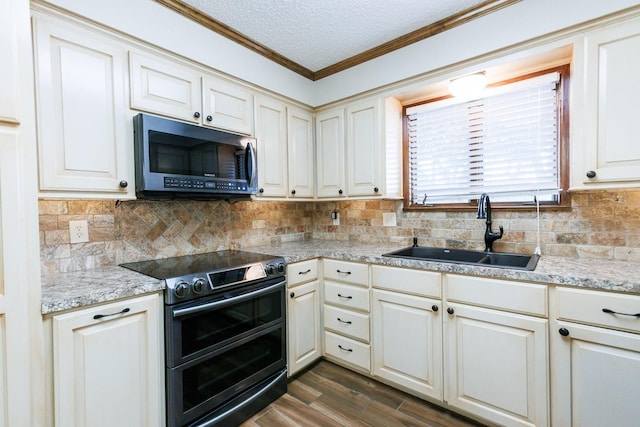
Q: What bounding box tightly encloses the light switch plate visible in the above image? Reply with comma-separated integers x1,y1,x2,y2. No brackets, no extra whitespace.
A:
69,220,89,243
383,212,397,227
332,212,340,226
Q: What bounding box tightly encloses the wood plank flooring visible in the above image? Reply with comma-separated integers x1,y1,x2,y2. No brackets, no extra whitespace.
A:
241,361,486,427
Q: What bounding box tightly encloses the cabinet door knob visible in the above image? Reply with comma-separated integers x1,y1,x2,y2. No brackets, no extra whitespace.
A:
586,170,596,178
206,115,213,122
289,292,295,298
432,305,439,312
259,188,264,193
193,112,201,119
559,327,570,337
447,307,454,315
338,189,343,195
119,180,128,188
291,189,296,195
374,187,379,193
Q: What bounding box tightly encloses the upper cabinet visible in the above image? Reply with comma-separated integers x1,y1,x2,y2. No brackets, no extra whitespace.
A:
255,94,314,199
574,18,640,188
32,13,135,199
129,52,254,135
0,0,20,124
316,97,383,199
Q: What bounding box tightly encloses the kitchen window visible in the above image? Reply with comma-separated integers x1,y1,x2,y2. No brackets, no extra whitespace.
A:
403,65,569,210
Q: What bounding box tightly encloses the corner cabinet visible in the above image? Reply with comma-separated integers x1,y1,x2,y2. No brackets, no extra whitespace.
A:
286,259,321,376
315,97,383,199
551,287,640,427
371,266,443,402
129,51,254,135
444,275,549,427
31,13,135,199
255,95,314,198
50,293,164,427
574,18,640,188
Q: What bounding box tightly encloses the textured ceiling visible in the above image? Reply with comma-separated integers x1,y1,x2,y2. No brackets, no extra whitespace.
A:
180,0,495,72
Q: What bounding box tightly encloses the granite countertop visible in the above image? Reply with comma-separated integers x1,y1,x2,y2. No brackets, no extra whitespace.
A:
41,239,640,315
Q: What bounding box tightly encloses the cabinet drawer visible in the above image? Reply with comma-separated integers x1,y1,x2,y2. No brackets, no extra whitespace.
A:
323,259,369,287
372,265,441,298
287,259,319,287
324,281,370,312
324,331,370,371
324,305,370,342
556,287,640,334
446,274,547,317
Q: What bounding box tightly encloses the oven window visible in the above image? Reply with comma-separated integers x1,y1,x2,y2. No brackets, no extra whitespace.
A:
182,326,284,412
180,285,283,357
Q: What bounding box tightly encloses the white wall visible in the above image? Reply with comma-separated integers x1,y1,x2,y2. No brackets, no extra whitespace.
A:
43,0,640,107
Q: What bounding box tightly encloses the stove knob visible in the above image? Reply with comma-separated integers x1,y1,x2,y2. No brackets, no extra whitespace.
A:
174,281,190,299
192,277,207,294
276,263,285,273
265,264,276,275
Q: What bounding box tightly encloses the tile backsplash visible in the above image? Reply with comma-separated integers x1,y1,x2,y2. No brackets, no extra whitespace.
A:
39,189,640,274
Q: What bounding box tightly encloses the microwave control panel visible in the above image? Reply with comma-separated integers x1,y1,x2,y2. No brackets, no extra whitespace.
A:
164,177,248,192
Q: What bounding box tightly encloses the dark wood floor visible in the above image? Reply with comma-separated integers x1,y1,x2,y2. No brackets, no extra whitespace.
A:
241,360,485,427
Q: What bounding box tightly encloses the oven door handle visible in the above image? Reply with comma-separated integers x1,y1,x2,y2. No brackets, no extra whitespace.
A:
172,280,285,318
196,368,287,427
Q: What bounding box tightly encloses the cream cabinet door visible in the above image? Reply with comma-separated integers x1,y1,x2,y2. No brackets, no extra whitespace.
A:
551,321,640,427
52,294,163,427
0,0,20,124
32,15,134,198
202,76,253,135
372,289,443,401
346,98,382,197
255,95,288,197
445,303,549,427
287,280,321,375
287,106,315,198
581,19,640,185
315,107,346,198
129,51,202,123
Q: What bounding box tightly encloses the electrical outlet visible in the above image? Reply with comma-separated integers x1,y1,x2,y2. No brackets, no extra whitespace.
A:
332,212,340,226
69,220,89,244
383,212,397,227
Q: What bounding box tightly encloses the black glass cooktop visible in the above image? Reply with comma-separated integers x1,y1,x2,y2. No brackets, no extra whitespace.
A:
119,250,279,279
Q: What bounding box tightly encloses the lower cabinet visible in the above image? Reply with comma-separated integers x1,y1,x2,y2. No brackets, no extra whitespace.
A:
444,274,549,427
50,293,164,427
551,287,640,427
286,260,321,376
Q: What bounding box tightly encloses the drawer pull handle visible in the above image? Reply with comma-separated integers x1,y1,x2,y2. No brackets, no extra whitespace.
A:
93,307,130,320
298,269,311,275
337,317,352,324
337,269,352,275
338,345,353,352
337,294,353,299
602,308,640,318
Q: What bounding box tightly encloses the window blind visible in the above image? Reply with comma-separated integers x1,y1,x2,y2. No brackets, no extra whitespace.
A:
407,72,560,205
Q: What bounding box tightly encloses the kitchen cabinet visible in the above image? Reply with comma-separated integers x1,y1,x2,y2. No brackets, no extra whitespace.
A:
50,293,164,427
0,0,20,124
551,287,640,427
315,97,383,198
575,18,640,188
32,13,135,199
286,259,321,376
254,96,314,198
129,51,254,135
444,274,549,427
322,259,371,372
371,266,443,401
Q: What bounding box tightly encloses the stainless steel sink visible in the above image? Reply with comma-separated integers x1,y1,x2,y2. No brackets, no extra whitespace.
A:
383,246,539,270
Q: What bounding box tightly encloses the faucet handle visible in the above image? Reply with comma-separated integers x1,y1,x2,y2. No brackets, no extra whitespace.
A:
498,225,504,237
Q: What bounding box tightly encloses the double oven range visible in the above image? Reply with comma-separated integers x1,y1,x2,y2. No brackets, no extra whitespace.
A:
121,250,287,427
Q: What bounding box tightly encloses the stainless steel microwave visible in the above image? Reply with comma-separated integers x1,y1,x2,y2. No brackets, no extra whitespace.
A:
133,113,257,200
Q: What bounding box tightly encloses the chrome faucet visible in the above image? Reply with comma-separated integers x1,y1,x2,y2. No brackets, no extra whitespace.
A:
477,193,503,252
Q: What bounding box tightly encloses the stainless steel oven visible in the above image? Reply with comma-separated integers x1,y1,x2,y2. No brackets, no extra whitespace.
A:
121,250,287,427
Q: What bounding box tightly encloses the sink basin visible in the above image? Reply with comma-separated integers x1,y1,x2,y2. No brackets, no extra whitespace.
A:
383,246,539,271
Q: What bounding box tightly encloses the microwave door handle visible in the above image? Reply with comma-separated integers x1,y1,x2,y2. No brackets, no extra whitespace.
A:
246,142,257,187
